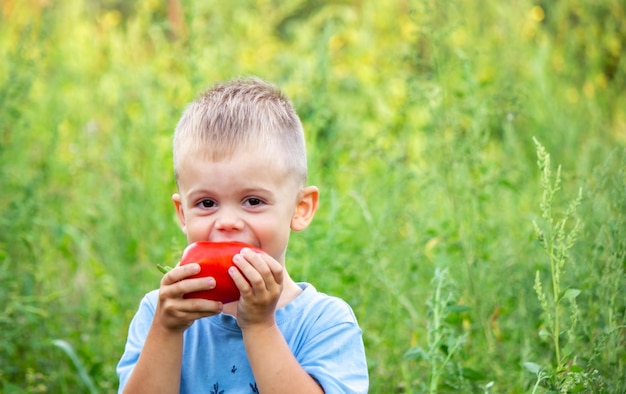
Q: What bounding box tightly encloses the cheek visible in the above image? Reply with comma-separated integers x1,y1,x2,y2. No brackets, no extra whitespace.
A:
184,217,212,240
255,214,292,249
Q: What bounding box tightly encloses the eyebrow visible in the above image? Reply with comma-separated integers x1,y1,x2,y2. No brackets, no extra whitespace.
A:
184,185,276,200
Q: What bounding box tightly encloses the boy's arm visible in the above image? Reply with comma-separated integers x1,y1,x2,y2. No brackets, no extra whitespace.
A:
122,263,223,394
122,322,185,394
231,249,325,393
242,324,325,393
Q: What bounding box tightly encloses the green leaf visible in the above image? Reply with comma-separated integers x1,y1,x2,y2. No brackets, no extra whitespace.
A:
523,361,541,374
569,364,583,373
404,346,429,361
459,367,486,381
444,304,471,314
52,339,98,394
563,288,581,300
562,341,571,354
157,264,173,274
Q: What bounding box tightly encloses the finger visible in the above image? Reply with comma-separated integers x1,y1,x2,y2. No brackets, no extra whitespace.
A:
232,250,283,296
177,297,223,314
161,263,200,285
242,248,284,286
232,251,267,293
228,261,253,296
155,296,223,330
181,276,217,295
159,280,222,314
161,272,217,300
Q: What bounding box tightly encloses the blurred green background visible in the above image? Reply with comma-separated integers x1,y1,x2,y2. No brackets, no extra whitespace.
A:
1,0,624,392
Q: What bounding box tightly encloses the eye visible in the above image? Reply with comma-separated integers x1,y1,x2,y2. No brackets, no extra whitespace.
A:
198,199,217,208
244,197,264,207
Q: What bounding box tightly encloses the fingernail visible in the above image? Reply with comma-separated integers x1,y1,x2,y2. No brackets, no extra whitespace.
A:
207,277,216,286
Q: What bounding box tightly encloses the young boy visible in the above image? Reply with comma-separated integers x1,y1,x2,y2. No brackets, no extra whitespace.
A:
117,78,369,393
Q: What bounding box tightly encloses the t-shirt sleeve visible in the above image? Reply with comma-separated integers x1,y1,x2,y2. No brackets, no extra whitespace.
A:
298,300,369,393
116,290,158,393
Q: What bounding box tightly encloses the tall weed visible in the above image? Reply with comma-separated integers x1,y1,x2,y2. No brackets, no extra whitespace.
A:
404,268,474,393
528,138,586,391
527,141,626,392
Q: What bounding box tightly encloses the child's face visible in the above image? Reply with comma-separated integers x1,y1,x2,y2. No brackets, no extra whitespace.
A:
172,147,315,264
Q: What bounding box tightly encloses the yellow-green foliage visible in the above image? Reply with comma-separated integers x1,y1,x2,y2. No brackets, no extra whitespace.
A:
1,0,624,392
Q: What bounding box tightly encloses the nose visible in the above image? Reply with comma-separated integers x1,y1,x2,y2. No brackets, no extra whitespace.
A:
215,206,244,231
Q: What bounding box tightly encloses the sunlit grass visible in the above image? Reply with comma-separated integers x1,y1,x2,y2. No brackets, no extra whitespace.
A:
1,0,624,392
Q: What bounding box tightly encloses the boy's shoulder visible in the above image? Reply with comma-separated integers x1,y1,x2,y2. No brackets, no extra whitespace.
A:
277,282,360,326
141,288,160,309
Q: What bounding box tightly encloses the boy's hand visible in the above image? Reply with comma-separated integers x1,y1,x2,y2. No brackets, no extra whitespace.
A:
155,263,224,332
230,248,283,329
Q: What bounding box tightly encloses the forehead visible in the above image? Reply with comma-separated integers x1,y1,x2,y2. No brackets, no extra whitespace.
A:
174,136,306,187
176,145,295,187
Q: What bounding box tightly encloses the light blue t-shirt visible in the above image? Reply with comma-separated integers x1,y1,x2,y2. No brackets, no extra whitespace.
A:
117,283,369,393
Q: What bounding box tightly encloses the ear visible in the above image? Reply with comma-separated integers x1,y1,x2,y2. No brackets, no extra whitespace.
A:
172,193,187,234
291,186,319,232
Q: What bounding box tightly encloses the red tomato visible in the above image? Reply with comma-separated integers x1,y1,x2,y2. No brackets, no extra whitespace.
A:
179,241,261,303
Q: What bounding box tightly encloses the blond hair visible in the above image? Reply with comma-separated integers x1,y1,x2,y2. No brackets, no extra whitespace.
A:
173,77,307,185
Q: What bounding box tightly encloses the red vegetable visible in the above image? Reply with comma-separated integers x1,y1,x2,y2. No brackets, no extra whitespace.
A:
179,241,261,303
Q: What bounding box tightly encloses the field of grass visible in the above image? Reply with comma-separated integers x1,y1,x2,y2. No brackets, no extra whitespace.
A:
1,0,625,392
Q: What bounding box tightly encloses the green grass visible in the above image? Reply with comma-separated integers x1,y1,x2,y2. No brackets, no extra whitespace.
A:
1,0,625,392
